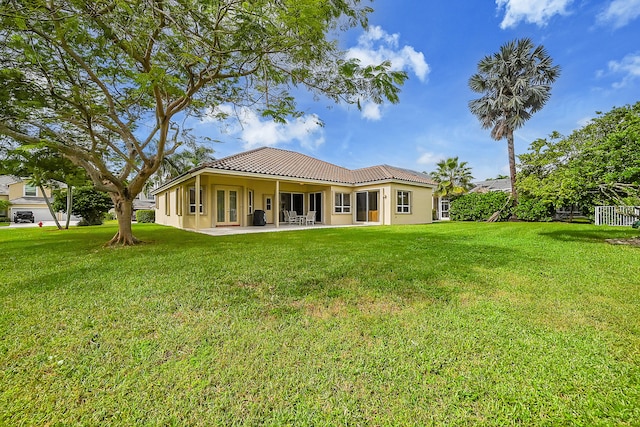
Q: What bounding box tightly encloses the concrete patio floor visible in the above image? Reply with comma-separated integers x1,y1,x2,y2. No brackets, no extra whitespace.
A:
189,222,374,236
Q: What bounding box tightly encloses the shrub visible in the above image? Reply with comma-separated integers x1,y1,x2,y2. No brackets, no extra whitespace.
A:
0,216,10,223
53,187,113,226
136,209,155,223
512,197,555,222
450,192,512,221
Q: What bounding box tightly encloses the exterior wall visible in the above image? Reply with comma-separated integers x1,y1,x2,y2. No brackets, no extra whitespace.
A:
154,172,435,229
329,185,356,225
389,184,433,225
8,181,54,199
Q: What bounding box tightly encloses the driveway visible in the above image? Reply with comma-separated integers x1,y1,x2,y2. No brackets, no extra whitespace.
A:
2,220,80,229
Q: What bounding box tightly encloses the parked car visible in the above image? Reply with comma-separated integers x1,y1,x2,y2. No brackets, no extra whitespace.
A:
13,211,35,223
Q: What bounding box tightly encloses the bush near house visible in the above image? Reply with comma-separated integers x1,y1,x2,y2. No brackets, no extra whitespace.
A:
136,209,155,223
450,191,511,221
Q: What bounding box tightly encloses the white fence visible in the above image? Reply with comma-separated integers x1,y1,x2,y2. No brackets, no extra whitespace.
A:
594,206,640,226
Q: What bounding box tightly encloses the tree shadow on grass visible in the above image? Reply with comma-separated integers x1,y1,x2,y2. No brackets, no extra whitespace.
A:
3,225,525,314
538,228,638,244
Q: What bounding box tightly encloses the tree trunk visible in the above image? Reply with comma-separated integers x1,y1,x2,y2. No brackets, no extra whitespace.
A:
64,185,73,229
107,195,140,246
506,130,518,220
39,184,62,229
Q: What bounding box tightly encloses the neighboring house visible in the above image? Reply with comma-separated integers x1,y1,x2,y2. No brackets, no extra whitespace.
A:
132,190,156,220
470,178,512,194
152,147,437,230
0,176,11,218
0,175,78,223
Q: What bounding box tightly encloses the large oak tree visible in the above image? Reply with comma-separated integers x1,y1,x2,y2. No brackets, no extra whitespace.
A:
0,0,407,245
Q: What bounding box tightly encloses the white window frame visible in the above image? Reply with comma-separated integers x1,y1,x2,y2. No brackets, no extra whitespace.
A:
24,184,37,197
396,190,411,214
248,190,254,214
189,186,205,214
334,192,351,214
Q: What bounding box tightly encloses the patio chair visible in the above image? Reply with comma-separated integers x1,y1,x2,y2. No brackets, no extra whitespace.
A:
284,210,298,225
304,210,316,225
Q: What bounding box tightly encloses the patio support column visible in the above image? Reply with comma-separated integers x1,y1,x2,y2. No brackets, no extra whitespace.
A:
195,174,201,230
275,180,280,228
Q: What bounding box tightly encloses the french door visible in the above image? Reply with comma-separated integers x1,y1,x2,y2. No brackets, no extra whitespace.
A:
216,187,240,226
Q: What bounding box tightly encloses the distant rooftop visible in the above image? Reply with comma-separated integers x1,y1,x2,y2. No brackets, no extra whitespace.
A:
471,178,511,193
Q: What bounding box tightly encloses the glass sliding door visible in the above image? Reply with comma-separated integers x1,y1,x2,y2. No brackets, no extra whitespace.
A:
355,190,379,222
280,192,305,219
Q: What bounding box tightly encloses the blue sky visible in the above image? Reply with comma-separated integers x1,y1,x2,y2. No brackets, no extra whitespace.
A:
195,0,640,181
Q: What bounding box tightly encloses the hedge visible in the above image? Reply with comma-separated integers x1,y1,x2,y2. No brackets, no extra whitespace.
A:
449,192,512,221
136,209,155,223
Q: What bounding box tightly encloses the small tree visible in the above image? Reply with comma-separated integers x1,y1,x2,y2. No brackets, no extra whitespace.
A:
0,199,10,218
54,187,113,226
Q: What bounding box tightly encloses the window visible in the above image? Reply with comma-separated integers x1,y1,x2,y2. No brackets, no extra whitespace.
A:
396,190,411,213
334,192,351,213
165,192,171,216
248,190,254,214
24,184,37,197
266,197,272,211
176,188,183,215
189,186,205,214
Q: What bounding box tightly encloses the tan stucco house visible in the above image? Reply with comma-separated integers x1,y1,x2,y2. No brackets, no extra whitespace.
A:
0,175,60,222
152,147,437,230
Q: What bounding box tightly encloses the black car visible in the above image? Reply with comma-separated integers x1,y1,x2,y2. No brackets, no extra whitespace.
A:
14,211,35,223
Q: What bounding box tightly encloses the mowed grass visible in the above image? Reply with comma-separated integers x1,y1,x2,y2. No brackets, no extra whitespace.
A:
1,222,639,426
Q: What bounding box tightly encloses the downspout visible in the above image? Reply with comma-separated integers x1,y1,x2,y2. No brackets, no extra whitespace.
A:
195,174,200,230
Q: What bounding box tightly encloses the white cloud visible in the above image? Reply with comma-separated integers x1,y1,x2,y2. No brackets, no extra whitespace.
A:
416,151,440,167
346,26,429,121
607,52,640,88
496,0,573,29
203,105,325,150
597,0,640,29
361,102,382,121
346,25,430,82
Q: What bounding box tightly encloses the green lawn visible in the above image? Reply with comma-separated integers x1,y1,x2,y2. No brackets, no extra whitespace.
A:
1,222,639,426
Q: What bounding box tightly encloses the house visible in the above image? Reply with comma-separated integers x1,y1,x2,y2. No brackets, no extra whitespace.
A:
0,175,59,222
151,147,437,230
0,175,83,223
470,178,512,193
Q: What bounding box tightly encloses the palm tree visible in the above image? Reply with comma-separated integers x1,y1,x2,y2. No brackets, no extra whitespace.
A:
469,38,560,204
429,157,474,198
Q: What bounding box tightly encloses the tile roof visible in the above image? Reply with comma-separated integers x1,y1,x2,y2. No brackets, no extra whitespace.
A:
200,147,436,186
471,178,512,193
0,175,20,195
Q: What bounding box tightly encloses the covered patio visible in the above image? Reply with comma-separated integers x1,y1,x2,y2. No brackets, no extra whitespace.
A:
189,222,373,237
